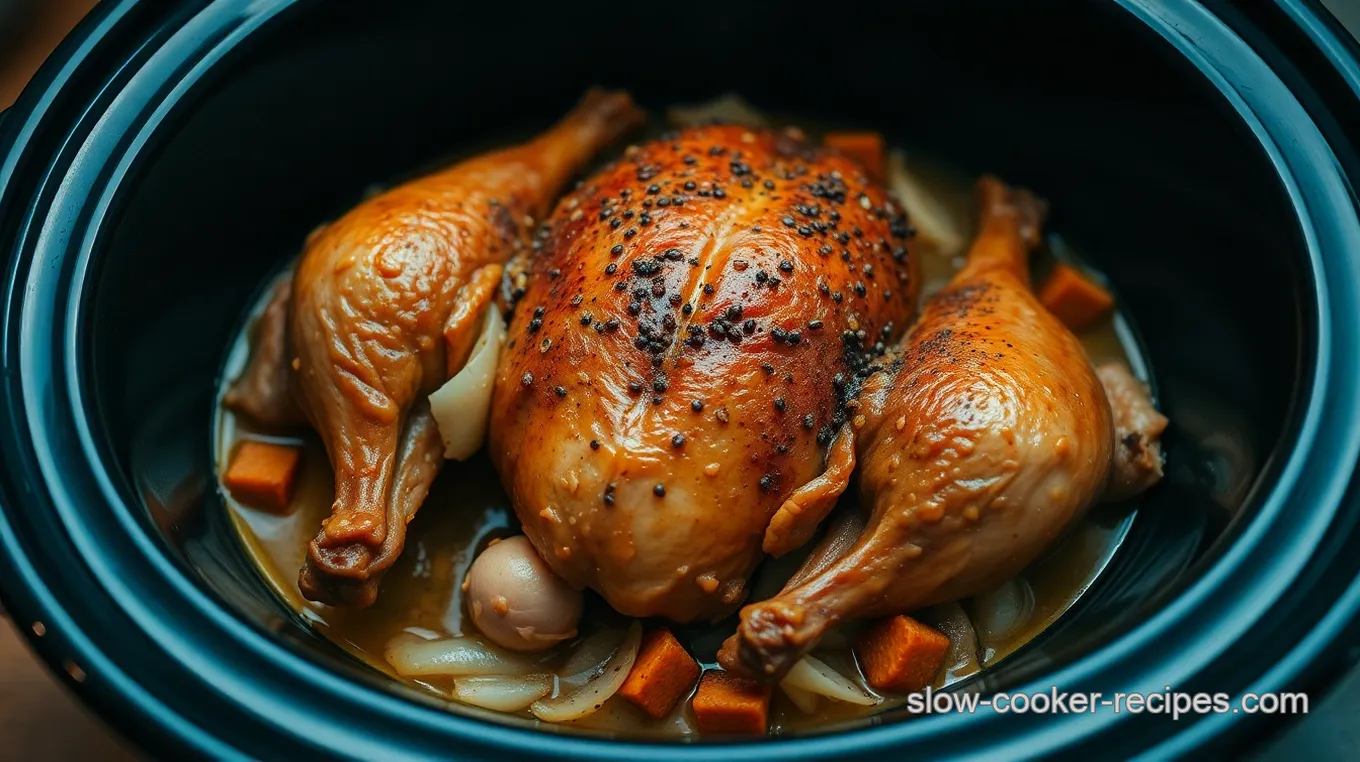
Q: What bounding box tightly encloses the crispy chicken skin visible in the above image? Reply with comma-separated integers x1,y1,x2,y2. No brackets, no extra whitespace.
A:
225,91,644,607
489,125,919,622
724,177,1166,679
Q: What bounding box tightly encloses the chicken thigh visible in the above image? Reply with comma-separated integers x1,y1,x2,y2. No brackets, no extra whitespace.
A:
724,177,1166,678
225,90,644,606
490,125,919,622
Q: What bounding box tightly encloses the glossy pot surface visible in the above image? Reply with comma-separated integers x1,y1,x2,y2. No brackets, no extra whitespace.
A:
1,1,1359,759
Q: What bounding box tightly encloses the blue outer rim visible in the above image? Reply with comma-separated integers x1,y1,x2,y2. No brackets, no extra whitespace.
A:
1,1,1359,759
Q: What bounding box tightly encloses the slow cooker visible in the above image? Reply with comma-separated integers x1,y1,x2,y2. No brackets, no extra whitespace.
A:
2,0,1359,758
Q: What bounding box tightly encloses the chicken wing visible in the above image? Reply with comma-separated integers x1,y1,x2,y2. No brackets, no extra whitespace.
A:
228,90,644,607
489,125,919,622
724,176,1166,679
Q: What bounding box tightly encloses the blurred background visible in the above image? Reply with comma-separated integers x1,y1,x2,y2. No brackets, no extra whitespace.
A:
0,0,96,108
0,0,1357,759
0,7,131,761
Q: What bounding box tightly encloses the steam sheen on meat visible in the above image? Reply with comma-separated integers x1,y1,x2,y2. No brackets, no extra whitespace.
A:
490,125,919,623
724,177,1166,679
225,91,645,607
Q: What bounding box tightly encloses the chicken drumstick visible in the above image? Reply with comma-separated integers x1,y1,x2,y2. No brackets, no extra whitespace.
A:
226,90,644,607
724,177,1166,679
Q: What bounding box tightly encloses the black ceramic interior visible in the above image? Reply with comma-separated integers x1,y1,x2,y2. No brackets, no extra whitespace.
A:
102,0,1297,674
4,0,1360,759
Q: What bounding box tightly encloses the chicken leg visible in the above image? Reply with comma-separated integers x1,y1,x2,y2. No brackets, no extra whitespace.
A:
724,176,1166,679
226,91,644,607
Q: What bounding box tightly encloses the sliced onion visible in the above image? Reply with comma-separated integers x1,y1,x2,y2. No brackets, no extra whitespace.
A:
784,507,867,591
556,627,627,688
918,602,981,682
429,305,505,460
666,93,768,128
452,674,553,712
967,577,1035,647
887,151,966,257
384,633,540,677
569,693,696,734
781,655,878,706
530,622,642,722
781,682,821,714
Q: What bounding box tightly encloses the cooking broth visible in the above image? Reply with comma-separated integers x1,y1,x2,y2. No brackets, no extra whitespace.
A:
215,120,1150,737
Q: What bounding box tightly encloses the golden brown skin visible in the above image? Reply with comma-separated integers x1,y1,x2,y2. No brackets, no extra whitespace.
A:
489,125,919,622
224,273,301,429
227,91,645,607
1099,362,1169,501
725,177,1166,679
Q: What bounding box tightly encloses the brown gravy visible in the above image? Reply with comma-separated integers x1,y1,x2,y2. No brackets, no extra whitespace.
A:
215,138,1148,738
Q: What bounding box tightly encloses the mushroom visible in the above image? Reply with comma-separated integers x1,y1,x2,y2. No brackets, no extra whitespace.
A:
464,536,583,652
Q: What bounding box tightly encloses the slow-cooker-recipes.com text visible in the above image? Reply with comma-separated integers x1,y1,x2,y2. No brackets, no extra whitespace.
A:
906,687,1310,720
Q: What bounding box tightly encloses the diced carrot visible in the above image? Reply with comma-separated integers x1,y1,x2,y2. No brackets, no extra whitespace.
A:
617,628,701,718
691,670,771,735
224,440,301,513
824,131,886,182
1038,263,1115,331
855,615,951,693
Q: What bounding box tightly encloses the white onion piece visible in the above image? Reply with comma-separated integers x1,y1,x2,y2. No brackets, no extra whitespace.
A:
919,602,981,681
530,622,642,722
781,655,878,706
784,507,867,591
570,693,696,734
556,627,627,688
967,577,1035,647
452,675,553,712
666,93,768,128
429,306,505,460
887,151,966,257
781,682,821,714
384,633,539,677
752,507,866,602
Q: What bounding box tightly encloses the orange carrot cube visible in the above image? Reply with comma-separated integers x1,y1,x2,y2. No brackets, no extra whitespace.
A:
855,615,951,693
224,440,301,513
1038,263,1115,330
618,628,701,719
691,670,770,735
824,131,886,182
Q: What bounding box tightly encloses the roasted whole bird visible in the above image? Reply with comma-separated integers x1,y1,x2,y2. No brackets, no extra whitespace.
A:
224,90,645,606
724,177,1167,679
489,124,920,622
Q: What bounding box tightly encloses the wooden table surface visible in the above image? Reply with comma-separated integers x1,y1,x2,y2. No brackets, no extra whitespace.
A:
0,616,138,760
2,6,139,759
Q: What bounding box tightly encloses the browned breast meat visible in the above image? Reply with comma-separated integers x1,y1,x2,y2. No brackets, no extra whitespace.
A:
724,177,1166,679
489,125,919,623
225,90,644,607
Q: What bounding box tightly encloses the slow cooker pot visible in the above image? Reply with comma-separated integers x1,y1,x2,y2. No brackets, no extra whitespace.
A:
2,0,1360,758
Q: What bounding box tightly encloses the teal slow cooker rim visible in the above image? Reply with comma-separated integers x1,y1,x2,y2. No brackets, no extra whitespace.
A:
1,1,1359,759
